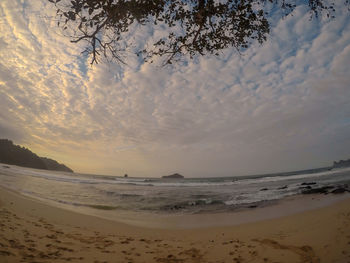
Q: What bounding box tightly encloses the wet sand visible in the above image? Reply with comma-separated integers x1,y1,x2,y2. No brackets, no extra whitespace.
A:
1,187,350,263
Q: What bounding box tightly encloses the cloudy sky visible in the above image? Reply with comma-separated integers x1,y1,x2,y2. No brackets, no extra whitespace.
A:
0,0,349,177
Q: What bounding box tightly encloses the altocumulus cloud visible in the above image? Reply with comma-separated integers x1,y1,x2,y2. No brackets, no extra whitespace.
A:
0,0,349,177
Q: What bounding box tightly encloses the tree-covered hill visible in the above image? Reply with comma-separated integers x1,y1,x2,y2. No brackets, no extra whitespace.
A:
0,139,73,173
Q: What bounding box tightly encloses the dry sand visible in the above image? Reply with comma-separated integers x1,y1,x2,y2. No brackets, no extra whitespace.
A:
0,187,350,263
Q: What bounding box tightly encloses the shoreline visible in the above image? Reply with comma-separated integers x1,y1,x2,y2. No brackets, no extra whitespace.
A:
63,192,350,229
1,163,350,228
2,185,350,229
1,187,350,262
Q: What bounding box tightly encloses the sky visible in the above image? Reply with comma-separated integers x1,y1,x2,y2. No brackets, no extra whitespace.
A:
0,0,349,178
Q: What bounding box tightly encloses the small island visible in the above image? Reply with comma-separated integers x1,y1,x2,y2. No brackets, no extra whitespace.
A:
162,173,184,179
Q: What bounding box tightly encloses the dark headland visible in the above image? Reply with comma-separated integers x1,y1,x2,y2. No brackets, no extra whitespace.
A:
0,139,73,173
332,159,350,169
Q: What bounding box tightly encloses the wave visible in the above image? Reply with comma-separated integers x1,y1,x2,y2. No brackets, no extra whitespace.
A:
224,191,295,206
112,169,345,187
3,164,348,188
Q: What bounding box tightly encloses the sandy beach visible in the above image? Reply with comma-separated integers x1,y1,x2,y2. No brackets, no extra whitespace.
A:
0,187,350,263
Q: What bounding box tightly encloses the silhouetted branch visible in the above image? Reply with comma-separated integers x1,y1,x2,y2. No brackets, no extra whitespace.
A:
48,0,349,65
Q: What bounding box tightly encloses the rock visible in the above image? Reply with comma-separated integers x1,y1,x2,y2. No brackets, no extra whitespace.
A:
301,182,316,186
124,174,128,178
162,173,184,179
171,205,184,210
331,188,349,194
301,186,334,195
278,185,288,190
302,184,350,195
260,188,268,191
300,186,312,190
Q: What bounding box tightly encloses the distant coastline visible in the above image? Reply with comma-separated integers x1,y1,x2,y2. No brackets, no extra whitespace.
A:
0,139,73,173
243,157,350,180
332,159,350,169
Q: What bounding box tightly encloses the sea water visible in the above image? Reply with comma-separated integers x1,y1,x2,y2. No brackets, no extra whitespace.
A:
0,164,349,216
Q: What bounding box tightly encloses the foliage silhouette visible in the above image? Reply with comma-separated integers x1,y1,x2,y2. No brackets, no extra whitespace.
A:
0,139,73,172
48,0,349,65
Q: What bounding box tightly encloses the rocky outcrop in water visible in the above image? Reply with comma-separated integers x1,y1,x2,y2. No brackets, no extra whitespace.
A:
301,184,349,195
162,173,184,179
301,182,316,186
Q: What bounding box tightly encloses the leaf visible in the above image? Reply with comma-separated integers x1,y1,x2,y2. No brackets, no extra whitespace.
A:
48,0,347,66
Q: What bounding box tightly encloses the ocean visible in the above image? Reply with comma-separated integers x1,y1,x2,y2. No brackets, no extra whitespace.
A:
0,164,349,217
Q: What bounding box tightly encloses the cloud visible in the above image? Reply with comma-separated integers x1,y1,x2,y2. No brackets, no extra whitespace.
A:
0,0,349,177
